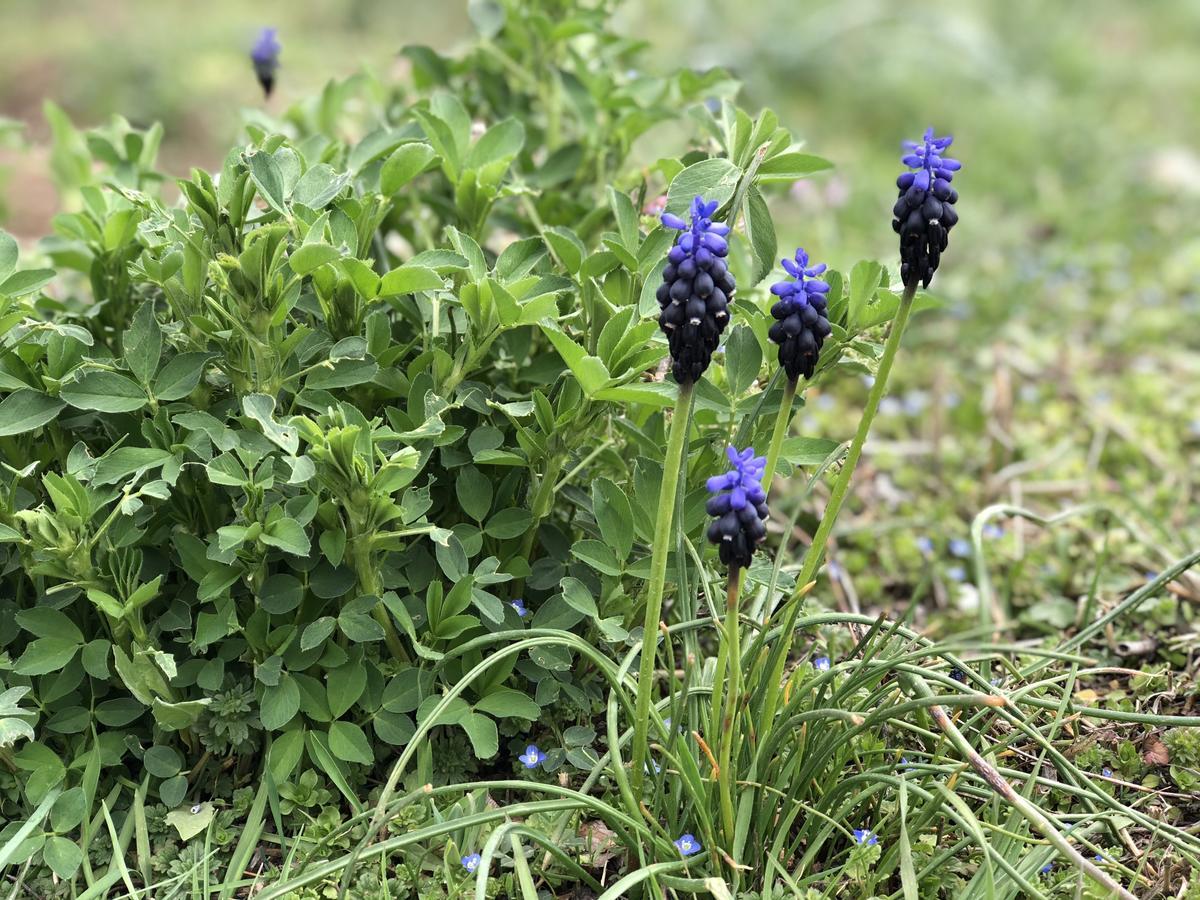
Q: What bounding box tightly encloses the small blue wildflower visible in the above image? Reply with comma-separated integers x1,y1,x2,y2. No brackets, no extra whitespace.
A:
853,829,878,846
674,833,701,856
982,523,1004,540
510,598,528,617
826,560,844,580
705,446,768,570
893,128,960,287
768,248,832,381
949,538,971,558
645,760,662,774
902,390,929,414
461,853,481,873
518,744,546,769
250,28,282,97
990,676,1004,687
1040,861,1054,875
916,536,934,554
814,656,831,672
1101,766,1113,778
1094,853,1105,862
656,196,736,384
946,565,967,582
879,396,904,416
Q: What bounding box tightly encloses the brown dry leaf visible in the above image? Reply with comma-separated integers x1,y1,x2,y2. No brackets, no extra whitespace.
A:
579,820,620,867
1142,734,1170,766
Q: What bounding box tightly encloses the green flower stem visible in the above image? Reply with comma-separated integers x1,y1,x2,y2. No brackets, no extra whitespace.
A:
630,381,695,795
761,377,799,492
716,569,742,847
760,282,918,723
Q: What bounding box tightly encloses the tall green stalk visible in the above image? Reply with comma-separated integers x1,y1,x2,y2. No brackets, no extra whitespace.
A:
759,283,918,723
715,571,742,850
761,377,799,492
630,382,695,795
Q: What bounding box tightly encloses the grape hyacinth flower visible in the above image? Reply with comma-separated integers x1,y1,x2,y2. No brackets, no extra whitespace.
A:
461,853,481,873
892,128,961,287
705,446,768,570
853,829,879,846
674,833,702,856
656,196,737,384
251,28,282,97
769,249,832,381
518,744,546,769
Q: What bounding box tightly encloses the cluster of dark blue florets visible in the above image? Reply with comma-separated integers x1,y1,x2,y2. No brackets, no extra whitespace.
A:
892,128,961,287
656,196,737,384
705,447,769,570
769,249,832,382
251,28,281,97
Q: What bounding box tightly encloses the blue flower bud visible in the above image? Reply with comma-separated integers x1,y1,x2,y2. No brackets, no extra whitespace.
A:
768,248,832,382
705,446,768,570
657,196,736,384
893,128,960,287
251,28,282,97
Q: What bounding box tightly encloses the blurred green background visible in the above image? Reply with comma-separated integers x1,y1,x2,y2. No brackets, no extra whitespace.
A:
2,0,1198,617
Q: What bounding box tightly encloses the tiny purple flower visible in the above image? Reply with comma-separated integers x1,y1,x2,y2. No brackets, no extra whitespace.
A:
814,656,831,672
674,833,701,856
916,536,934,554
949,538,971,558
982,523,1004,540
518,744,546,769
1101,766,1113,778
946,565,967,583
1040,861,1054,874
511,598,528,617
461,853,481,873
853,829,878,846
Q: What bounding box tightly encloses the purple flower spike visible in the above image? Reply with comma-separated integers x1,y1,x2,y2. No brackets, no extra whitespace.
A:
893,128,961,287
655,196,737,384
705,446,769,571
251,28,282,97
518,744,547,769
768,248,832,382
